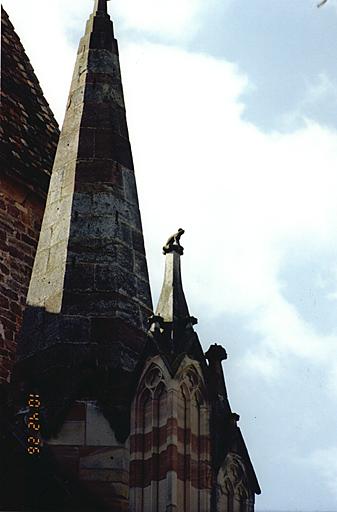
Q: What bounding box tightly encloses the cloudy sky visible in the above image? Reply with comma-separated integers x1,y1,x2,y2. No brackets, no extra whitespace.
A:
3,0,337,509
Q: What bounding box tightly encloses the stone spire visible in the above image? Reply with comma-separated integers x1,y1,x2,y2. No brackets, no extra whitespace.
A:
14,0,152,389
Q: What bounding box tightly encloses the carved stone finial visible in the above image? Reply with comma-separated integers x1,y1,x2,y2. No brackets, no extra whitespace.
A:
205,343,228,362
162,228,185,255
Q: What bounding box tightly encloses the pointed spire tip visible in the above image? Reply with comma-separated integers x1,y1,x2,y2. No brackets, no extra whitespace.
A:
94,0,110,14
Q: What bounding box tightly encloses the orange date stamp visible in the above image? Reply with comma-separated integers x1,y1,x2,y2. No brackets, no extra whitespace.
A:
27,394,41,455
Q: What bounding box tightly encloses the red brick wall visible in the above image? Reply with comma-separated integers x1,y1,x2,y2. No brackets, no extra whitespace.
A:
0,177,46,383
0,7,59,384
0,7,59,194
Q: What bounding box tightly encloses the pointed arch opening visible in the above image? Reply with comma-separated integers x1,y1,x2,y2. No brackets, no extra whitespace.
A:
226,479,235,512
236,484,248,512
217,453,252,512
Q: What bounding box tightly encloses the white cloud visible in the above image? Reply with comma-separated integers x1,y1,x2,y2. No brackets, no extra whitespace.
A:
304,73,337,104
3,0,232,123
3,0,76,125
281,73,337,129
242,348,282,380
112,0,204,40
112,0,235,40
119,42,337,396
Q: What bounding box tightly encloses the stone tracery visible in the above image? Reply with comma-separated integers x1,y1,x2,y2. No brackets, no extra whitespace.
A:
217,453,253,512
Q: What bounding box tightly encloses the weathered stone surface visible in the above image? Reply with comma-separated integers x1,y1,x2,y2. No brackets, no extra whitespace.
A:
80,447,129,472
47,420,85,445
79,468,128,483
86,401,118,445
15,0,153,374
9,8,153,509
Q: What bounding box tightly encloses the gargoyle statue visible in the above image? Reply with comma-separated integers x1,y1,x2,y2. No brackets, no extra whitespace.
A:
163,228,185,254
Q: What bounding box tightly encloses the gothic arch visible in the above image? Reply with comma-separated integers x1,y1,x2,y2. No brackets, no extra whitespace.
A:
235,485,248,512
226,479,234,512
217,453,251,512
217,476,234,512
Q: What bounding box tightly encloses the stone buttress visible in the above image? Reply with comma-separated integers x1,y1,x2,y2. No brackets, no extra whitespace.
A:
11,1,152,510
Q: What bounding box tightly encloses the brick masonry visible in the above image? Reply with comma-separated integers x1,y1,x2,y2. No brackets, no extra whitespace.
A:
0,7,59,194
0,182,42,384
0,7,59,385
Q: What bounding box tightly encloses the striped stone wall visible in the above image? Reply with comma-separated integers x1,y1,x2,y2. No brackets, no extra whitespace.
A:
130,355,212,512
